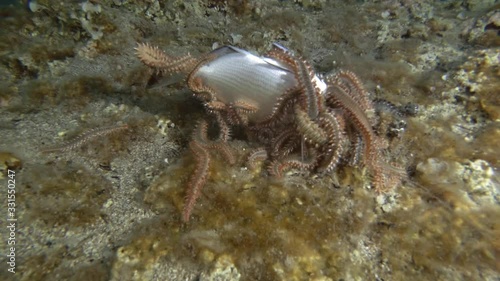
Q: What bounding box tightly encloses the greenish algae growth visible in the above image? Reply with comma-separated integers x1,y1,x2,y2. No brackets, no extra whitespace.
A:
143,143,399,280
142,138,499,280
19,162,111,227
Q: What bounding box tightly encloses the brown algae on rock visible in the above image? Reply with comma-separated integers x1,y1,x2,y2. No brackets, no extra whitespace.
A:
0,151,22,178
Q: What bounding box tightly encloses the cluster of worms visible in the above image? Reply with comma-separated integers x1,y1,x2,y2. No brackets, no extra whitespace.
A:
136,42,414,222
42,43,413,223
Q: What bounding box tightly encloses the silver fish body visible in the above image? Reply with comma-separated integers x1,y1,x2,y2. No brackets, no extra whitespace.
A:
189,46,298,122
